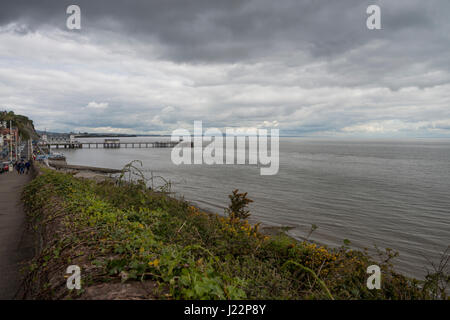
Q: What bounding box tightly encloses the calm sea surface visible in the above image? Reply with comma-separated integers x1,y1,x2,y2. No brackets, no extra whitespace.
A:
62,137,450,279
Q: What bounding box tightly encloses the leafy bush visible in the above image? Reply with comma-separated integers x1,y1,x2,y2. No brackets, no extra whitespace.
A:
225,189,253,220
21,170,448,300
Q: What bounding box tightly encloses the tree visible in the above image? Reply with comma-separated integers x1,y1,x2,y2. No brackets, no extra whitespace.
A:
0,110,38,140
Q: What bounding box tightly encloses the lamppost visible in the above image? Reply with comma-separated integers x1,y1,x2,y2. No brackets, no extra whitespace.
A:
14,128,18,161
9,120,12,164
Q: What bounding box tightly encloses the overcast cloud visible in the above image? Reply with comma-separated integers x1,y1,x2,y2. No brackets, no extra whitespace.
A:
0,0,449,136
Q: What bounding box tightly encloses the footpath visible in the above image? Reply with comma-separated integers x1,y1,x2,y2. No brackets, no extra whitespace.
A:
0,171,33,299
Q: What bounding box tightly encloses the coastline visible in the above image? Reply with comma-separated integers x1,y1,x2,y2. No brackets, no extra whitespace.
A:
55,136,450,280
45,157,447,282
20,161,447,299
47,159,300,239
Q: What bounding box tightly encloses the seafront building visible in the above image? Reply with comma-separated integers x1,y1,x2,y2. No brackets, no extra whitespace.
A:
0,124,19,161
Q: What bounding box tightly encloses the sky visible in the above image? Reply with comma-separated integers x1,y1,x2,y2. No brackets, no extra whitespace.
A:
0,0,449,137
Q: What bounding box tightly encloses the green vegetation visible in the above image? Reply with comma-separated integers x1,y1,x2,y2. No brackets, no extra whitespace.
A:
0,110,39,140
22,169,448,299
225,189,254,220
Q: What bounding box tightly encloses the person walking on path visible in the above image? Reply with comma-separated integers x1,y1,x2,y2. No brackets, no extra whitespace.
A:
25,161,30,174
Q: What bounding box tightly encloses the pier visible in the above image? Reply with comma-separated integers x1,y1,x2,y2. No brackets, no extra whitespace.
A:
40,138,182,149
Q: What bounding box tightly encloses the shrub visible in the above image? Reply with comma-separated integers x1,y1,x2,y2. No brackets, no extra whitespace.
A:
21,170,448,300
225,189,253,220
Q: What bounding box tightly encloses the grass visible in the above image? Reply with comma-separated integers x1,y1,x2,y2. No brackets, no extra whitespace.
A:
21,168,448,299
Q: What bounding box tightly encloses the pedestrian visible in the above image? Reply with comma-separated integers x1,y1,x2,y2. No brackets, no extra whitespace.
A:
19,161,25,174
15,161,20,174
25,161,31,174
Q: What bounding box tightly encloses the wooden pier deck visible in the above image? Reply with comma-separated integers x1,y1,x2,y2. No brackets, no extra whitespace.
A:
41,140,181,149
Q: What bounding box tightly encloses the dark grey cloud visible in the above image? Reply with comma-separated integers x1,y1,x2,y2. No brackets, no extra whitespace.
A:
1,0,447,62
1,0,449,136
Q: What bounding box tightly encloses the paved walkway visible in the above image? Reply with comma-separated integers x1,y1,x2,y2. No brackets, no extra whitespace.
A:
0,171,34,299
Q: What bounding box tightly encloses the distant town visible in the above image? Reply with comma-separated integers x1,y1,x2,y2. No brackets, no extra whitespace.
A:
36,131,170,139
